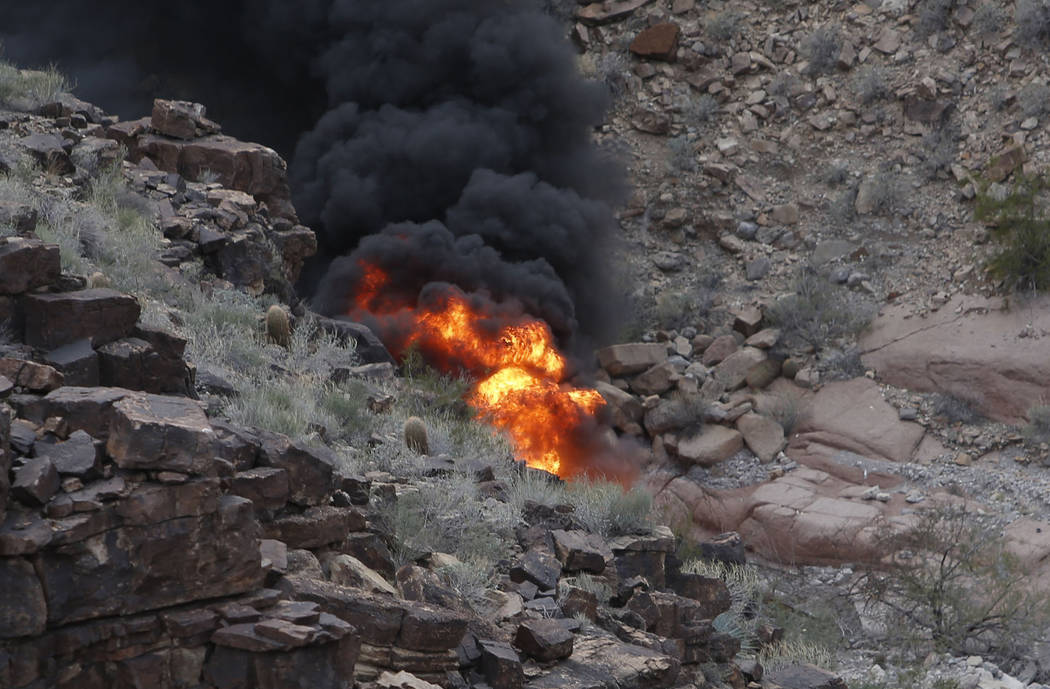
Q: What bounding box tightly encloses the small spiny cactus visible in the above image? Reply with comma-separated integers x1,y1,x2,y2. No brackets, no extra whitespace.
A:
265,304,291,348
403,416,430,455
87,272,112,289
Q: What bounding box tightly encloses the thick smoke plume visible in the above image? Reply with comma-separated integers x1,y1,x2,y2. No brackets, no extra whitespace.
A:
1,0,623,349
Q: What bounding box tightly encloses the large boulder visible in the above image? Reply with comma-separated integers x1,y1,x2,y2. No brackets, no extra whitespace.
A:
23,288,140,349
106,393,218,475
39,493,263,624
861,294,1050,425
596,343,668,377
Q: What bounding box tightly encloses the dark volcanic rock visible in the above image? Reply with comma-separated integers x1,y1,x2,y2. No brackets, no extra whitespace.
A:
106,393,217,474
45,339,100,387
18,132,74,174
256,431,335,506
0,200,38,234
514,619,574,662
0,409,8,520
479,640,524,689
228,466,290,511
551,530,610,573
32,386,131,439
38,494,262,624
23,288,140,349
0,237,60,295
0,557,47,638
98,335,195,395
35,429,101,478
0,357,64,392
12,456,60,506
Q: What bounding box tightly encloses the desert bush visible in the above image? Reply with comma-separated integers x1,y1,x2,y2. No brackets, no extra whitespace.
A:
559,572,612,605
684,93,720,125
766,269,876,351
1018,82,1050,119
929,392,983,425
0,53,71,110
920,123,958,180
820,347,865,381
596,52,629,98
973,2,1007,39
853,65,889,105
652,275,720,331
758,640,836,671
1015,0,1050,49
378,474,515,577
865,170,906,216
1022,404,1050,446
822,162,850,187
685,559,765,655
707,11,744,41
802,24,841,76
974,173,1050,292
566,480,653,537
856,505,1050,657
828,186,857,226
667,136,697,172
916,0,959,38
767,72,797,98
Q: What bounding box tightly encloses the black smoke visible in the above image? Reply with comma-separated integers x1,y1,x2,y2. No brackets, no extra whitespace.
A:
1,0,623,350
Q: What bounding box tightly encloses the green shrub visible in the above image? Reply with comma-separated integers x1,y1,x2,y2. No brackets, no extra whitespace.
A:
856,505,1050,657
766,269,876,352
1022,404,1050,446
974,173,1050,292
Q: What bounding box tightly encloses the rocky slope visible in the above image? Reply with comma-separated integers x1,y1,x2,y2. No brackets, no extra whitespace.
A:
0,95,839,689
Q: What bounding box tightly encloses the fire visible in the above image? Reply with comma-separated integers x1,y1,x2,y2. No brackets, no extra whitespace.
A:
349,261,605,475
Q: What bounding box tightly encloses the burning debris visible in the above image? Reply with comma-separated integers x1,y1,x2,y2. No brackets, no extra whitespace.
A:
348,262,608,476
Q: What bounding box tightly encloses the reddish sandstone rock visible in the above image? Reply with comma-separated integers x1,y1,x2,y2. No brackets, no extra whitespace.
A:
596,342,668,376
151,99,221,140
630,23,680,62
0,358,64,392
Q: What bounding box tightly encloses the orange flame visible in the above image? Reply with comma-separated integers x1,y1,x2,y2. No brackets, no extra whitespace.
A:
349,262,605,476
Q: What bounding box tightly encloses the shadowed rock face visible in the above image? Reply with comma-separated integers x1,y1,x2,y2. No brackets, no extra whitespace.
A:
861,294,1050,426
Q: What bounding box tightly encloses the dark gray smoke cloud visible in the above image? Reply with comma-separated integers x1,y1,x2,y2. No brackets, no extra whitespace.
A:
1,0,623,349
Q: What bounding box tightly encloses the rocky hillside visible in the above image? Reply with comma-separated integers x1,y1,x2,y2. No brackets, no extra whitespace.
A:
6,0,1050,687
0,85,845,689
